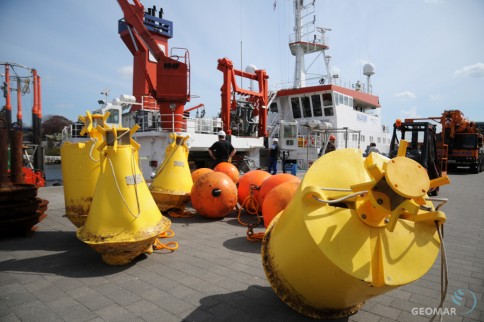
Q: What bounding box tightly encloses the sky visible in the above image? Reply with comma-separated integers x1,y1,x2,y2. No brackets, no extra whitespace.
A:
1,0,483,129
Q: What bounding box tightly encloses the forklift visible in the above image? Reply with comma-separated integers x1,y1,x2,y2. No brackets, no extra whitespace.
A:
389,119,447,196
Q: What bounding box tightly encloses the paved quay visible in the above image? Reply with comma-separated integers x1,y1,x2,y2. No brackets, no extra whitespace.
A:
0,169,483,322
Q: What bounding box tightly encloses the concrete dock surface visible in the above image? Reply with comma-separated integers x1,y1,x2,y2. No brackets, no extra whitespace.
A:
0,169,482,321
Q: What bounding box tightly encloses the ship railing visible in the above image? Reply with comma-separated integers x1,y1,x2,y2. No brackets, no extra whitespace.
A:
270,76,373,94
135,112,224,135
61,122,86,140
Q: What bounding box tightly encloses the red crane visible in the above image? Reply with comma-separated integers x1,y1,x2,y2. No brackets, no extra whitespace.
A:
217,58,269,137
117,0,190,131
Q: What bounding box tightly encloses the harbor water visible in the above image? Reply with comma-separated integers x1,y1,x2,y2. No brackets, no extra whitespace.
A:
44,163,63,186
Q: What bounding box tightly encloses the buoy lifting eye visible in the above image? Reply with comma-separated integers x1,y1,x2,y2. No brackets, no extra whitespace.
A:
212,189,222,197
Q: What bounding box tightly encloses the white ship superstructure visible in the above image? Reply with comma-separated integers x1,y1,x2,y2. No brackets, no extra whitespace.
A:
269,0,390,169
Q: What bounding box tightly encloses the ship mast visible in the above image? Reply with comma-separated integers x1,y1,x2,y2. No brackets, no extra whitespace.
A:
289,0,330,88
292,0,305,88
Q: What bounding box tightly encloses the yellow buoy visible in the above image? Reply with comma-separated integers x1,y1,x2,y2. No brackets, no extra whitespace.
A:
262,142,450,318
150,133,193,212
61,111,109,227
77,125,171,265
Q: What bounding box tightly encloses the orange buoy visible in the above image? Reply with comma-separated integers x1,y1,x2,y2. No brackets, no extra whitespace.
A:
237,170,271,212
191,172,238,219
262,181,300,227
191,168,213,183
214,162,240,184
258,173,301,208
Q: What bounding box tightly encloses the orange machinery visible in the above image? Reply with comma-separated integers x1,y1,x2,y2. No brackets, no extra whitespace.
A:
402,109,484,173
217,58,269,137
439,110,483,173
1,62,45,187
117,0,190,132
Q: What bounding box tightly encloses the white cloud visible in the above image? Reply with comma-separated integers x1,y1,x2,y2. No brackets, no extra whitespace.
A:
400,106,420,119
395,91,416,100
117,65,133,79
454,63,484,78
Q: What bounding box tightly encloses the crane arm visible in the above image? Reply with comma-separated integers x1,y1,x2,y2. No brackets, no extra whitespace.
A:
117,0,166,62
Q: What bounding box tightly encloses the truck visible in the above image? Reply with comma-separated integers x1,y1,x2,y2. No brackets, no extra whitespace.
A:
439,110,484,173
391,110,484,176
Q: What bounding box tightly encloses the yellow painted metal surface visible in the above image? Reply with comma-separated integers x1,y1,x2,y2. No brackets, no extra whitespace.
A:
150,133,193,211
77,126,170,265
61,111,109,227
262,145,450,318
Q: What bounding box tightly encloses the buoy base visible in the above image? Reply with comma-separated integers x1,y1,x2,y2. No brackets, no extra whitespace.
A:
65,213,87,228
262,215,363,319
90,237,157,266
151,191,190,212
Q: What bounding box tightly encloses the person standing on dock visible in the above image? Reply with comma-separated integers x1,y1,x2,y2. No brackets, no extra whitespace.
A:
268,138,280,175
318,134,336,157
368,142,381,154
208,130,236,168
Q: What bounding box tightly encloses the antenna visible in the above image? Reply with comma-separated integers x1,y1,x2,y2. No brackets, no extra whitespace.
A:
100,88,110,104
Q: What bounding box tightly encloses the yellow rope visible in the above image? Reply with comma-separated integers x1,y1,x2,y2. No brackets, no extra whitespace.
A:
153,229,179,251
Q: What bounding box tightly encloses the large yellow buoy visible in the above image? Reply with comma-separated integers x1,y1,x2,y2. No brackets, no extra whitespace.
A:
61,111,109,227
150,133,193,212
262,141,450,318
77,125,171,265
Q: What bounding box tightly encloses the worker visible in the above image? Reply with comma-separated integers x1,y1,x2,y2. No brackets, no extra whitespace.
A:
368,142,381,154
318,134,336,157
208,130,236,168
268,138,280,175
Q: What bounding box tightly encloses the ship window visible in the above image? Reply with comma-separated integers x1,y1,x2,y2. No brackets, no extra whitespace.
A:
106,108,120,124
269,102,278,113
344,96,349,106
291,97,302,119
312,95,323,117
378,137,381,143
322,93,332,106
333,93,339,105
283,124,297,138
324,107,334,116
369,136,374,143
301,96,312,117
349,97,353,107
339,94,344,105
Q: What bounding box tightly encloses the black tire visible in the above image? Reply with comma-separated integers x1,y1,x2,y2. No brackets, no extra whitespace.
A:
471,163,479,174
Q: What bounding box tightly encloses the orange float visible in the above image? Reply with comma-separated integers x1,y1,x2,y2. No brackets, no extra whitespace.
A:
191,168,213,184
237,170,271,212
214,162,240,184
262,181,300,227
257,173,300,208
191,172,238,219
